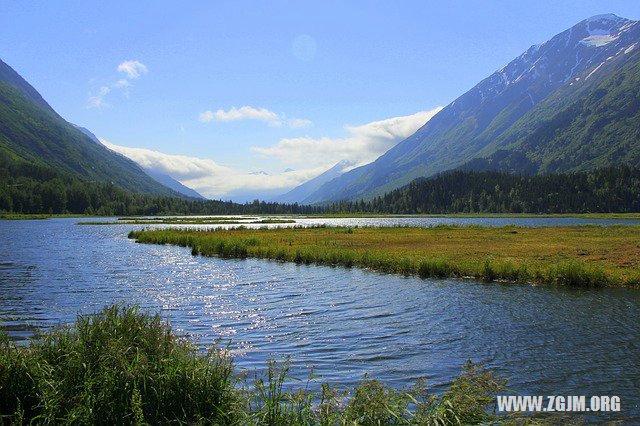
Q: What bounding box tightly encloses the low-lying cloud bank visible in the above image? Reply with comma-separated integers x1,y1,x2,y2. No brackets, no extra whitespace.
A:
101,107,442,200
101,139,326,199
251,107,443,168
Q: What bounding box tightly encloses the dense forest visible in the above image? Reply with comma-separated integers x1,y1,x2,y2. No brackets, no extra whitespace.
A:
326,166,640,214
2,145,640,215
0,151,320,215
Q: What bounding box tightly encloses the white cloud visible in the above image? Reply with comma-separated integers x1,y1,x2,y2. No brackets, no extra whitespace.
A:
98,107,442,198
87,60,147,109
117,60,148,79
199,106,312,128
86,86,113,109
100,138,325,199
198,111,215,122
199,106,279,122
251,107,443,168
113,79,131,88
87,95,106,109
288,118,312,128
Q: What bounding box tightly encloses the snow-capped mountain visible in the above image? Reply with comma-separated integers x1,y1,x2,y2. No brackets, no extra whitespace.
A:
471,14,635,104
271,160,355,204
303,14,640,204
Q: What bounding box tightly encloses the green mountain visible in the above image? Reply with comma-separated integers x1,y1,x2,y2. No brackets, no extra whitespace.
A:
0,59,55,114
304,14,640,203
0,58,178,196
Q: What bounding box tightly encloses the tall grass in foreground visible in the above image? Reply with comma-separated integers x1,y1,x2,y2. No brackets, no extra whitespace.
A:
0,305,569,425
0,305,239,424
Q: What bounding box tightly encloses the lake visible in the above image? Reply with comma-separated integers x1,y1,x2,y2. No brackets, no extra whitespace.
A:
1,217,639,421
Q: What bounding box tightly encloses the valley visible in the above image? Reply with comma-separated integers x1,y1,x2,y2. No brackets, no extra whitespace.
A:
1,6,640,424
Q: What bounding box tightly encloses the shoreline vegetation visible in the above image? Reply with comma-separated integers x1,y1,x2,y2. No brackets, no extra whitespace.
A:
3,153,640,217
129,225,640,288
0,305,573,424
3,212,640,220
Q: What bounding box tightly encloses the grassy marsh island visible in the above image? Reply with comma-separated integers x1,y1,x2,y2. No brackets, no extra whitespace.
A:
117,216,260,221
301,212,640,220
0,213,90,220
129,225,640,288
0,304,562,425
78,217,297,225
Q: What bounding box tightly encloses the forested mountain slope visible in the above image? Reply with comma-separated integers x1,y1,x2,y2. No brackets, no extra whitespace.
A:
304,14,640,203
0,59,178,196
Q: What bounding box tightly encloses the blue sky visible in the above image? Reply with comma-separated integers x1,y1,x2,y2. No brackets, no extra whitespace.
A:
1,1,639,199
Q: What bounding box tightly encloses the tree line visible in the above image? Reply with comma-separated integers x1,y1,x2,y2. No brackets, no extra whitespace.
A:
326,166,640,214
0,152,320,215
2,148,640,215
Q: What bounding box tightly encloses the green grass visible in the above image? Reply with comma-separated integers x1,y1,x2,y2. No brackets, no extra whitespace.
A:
114,217,296,224
0,305,574,425
128,225,640,288
0,213,100,220
253,219,296,224
0,305,239,424
0,213,52,220
78,220,249,225
300,212,640,220
117,216,258,222
78,217,296,225
78,218,297,226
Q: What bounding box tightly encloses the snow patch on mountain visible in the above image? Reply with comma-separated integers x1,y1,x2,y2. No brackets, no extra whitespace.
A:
585,62,605,80
580,34,619,47
619,21,638,33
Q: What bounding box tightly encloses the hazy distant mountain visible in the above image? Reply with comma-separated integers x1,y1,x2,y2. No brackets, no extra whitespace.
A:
272,160,356,204
223,188,288,203
303,14,640,203
0,58,179,196
143,169,205,199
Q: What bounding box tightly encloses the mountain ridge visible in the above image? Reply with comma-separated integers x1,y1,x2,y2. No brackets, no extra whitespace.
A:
0,58,181,197
302,14,640,203
272,160,355,204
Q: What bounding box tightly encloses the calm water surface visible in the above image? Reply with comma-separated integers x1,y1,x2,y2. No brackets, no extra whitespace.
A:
1,217,639,422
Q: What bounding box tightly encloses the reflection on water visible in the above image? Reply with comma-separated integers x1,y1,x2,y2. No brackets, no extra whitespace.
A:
1,217,639,421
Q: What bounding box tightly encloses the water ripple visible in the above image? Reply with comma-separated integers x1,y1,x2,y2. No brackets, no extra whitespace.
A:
0,218,639,421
